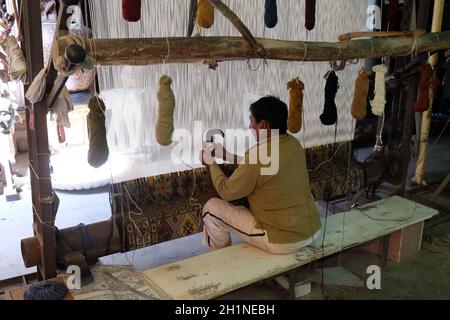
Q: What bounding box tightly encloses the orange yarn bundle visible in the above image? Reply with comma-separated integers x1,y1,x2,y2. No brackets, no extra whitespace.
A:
196,0,214,29
287,77,304,134
415,63,434,113
351,67,372,120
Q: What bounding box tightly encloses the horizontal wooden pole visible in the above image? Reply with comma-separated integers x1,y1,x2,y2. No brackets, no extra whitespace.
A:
21,219,122,268
53,31,450,66
338,30,425,41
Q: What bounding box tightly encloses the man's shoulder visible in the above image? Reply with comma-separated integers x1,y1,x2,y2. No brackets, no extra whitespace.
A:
283,134,304,149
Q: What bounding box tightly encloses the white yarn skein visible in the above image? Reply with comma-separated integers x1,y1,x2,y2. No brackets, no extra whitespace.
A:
370,64,388,116
156,75,175,146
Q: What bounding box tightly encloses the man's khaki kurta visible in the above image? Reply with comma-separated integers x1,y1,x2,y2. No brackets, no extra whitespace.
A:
209,134,321,244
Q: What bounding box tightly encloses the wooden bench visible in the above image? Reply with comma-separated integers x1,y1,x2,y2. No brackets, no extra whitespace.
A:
142,196,438,300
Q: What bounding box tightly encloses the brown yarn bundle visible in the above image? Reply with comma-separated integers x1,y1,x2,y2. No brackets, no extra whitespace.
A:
87,97,109,168
305,0,316,31
351,67,372,120
196,0,214,29
122,0,141,22
320,70,339,126
444,57,450,100
156,75,175,146
388,0,398,29
415,63,434,113
401,0,414,31
287,77,304,133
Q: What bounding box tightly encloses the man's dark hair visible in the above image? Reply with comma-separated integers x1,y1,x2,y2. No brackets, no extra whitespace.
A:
249,96,288,134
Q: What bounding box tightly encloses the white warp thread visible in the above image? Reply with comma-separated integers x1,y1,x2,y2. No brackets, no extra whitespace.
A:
88,0,367,150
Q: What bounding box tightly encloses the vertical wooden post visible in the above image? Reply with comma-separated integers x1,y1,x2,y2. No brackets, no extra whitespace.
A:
412,0,444,185
21,0,57,279
399,76,419,195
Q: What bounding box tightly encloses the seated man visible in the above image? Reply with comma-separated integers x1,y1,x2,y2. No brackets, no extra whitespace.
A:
200,96,321,255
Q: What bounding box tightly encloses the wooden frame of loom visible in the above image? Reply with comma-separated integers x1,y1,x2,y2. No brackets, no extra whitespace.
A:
18,0,450,280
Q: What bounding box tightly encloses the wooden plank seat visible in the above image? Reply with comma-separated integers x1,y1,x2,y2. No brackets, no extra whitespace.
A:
142,196,438,300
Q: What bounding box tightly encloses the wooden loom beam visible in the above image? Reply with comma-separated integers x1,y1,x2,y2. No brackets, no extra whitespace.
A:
338,30,425,41
21,0,57,280
53,31,450,66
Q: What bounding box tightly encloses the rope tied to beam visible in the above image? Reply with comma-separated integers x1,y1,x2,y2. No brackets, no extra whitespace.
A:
405,31,421,56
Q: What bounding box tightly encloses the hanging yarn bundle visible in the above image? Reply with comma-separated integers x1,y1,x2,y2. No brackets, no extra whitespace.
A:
351,67,372,120
415,63,434,113
320,70,339,126
387,0,398,30
156,75,175,147
0,36,27,82
87,96,109,168
88,0,370,150
25,68,47,104
196,0,214,29
122,0,141,22
51,86,74,128
443,57,450,100
370,64,387,116
305,0,316,31
401,0,414,31
24,280,68,300
287,77,304,133
264,0,278,29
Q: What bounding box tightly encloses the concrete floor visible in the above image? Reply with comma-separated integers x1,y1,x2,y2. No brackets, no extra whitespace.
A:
0,186,111,280
219,219,450,300
0,134,449,299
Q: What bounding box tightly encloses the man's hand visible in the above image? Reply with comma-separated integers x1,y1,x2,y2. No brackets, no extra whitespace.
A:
210,143,227,161
199,147,215,167
201,143,241,166
210,143,243,164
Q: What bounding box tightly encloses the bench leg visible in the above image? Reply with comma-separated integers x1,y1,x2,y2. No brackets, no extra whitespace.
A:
288,270,296,300
275,268,313,300
380,234,391,268
278,268,317,300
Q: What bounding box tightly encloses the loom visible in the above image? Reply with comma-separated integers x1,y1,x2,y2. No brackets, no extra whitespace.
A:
17,0,450,280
